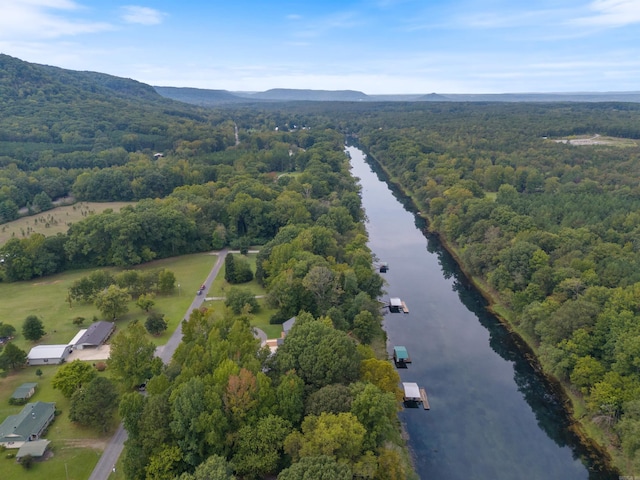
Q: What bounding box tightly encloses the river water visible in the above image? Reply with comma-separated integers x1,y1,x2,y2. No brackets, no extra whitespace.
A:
347,146,617,480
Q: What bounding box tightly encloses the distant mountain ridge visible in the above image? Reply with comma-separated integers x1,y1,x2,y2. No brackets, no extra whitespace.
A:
155,86,640,105
2,54,640,107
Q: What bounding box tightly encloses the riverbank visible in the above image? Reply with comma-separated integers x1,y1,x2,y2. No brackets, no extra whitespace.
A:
359,145,621,476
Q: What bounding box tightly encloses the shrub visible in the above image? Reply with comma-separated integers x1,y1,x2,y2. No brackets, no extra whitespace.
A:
20,454,33,469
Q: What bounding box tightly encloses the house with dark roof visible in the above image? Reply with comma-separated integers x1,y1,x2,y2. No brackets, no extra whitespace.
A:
10,383,37,404
281,317,296,338
0,401,56,448
74,321,115,350
27,345,72,365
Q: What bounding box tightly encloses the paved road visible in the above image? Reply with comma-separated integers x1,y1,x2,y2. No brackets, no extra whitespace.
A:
88,249,228,480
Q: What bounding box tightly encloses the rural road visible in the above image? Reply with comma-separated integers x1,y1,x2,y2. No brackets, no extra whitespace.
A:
88,249,228,480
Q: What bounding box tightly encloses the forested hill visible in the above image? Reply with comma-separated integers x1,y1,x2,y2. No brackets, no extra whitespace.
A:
0,54,237,222
0,53,223,150
0,54,161,103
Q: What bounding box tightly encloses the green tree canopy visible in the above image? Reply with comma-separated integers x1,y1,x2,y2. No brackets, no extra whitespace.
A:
275,320,361,389
69,376,119,432
232,414,291,479
145,312,168,336
107,321,161,390
277,455,352,480
225,287,259,315
22,315,45,341
94,284,131,321
52,359,97,398
178,455,236,480
0,342,27,371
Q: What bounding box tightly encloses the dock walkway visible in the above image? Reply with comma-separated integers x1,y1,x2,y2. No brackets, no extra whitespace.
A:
420,388,430,410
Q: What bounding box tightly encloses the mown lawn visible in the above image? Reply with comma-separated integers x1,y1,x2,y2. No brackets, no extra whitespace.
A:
0,251,222,479
206,251,283,340
1,251,220,351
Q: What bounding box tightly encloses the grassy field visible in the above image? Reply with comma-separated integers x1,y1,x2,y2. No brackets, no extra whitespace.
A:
206,251,282,339
0,251,222,478
0,202,135,246
1,252,220,351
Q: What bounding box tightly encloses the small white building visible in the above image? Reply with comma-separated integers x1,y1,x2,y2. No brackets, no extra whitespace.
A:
68,329,87,347
27,345,72,365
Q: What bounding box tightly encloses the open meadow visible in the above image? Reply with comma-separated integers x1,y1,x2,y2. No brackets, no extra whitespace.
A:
0,202,135,246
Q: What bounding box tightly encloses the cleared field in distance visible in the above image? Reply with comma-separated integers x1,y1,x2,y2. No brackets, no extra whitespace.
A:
551,134,639,147
0,202,135,246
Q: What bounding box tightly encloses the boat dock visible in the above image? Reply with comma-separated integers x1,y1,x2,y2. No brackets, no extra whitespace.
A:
401,300,409,313
402,382,430,410
420,388,430,410
393,346,411,364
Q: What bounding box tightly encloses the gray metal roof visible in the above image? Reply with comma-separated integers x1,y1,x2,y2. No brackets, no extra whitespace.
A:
282,317,296,334
17,439,50,458
27,345,70,360
75,321,114,347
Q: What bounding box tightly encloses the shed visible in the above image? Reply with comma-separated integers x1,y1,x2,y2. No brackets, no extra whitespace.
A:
402,382,421,402
17,439,50,459
393,346,411,364
0,401,56,448
11,383,37,403
27,345,72,365
74,321,115,349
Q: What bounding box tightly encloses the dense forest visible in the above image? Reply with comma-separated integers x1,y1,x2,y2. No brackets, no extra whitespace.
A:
5,53,640,475
302,101,640,473
0,55,413,479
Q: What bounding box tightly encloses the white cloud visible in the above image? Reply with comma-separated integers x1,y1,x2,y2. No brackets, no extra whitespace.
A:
120,6,166,25
572,0,640,27
0,0,112,40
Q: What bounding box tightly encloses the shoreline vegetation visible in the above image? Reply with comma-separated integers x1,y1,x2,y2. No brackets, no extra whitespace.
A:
360,146,620,475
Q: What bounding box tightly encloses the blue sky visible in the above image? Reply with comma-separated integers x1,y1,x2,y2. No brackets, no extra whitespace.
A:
1,0,639,94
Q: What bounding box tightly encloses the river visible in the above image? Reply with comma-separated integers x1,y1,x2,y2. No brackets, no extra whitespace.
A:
347,146,618,480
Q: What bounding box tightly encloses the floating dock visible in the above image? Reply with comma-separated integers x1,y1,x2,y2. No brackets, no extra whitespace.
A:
420,388,430,410
401,300,409,314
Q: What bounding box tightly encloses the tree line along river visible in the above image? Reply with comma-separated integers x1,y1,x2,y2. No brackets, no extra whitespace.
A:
347,145,618,480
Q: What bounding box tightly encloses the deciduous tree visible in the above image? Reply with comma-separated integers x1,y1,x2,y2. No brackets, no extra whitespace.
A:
108,321,161,390
95,284,130,321
52,359,97,398
22,315,45,341
69,376,119,432
277,455,352,480
0,342,27,371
